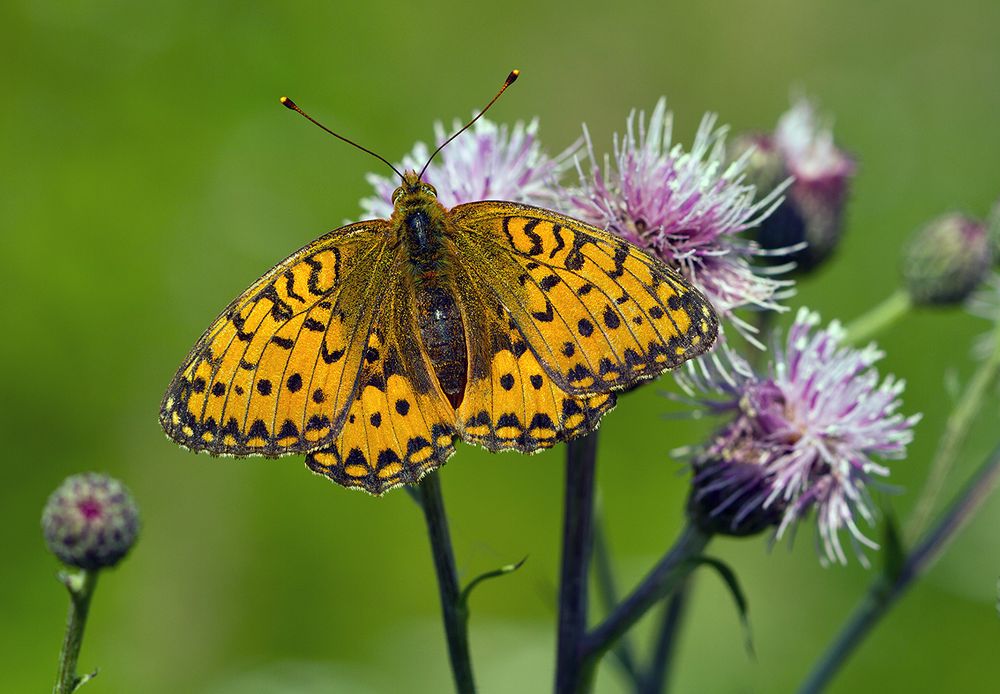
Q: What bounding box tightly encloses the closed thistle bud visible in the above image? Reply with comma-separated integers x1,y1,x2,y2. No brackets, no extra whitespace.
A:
728,132,787,194
749,98,855,273
42,473,140,570
687,417,785,537
902,213,990,306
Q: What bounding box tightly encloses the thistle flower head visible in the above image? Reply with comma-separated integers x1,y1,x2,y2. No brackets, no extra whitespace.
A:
360,117,570,219
42,473,140,570
685,308,919,565
752,96,856,272
903,212,991,306
565,98,791,344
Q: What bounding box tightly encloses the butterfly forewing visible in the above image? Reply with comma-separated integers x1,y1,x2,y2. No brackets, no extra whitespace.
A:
160,221,396,456
449,201,719,395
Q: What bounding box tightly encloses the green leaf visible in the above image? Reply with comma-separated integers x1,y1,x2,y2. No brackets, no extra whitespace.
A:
71,669,98,693
690,556,755,659
458,557,528,614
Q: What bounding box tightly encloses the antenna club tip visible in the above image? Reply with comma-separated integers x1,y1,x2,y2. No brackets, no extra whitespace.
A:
279,96,297,109
507,69,520,84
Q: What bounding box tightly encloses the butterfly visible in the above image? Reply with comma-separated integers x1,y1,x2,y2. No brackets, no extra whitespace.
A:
160,71,719,495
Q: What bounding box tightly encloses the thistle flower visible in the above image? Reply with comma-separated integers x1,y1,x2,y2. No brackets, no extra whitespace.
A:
42,473,140,570
903,212,991,306
565,98,791,346
747,96,856,272
360,117,571,218
685,308,920,565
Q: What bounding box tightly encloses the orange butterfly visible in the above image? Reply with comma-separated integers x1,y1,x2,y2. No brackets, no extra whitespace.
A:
160,71,719,494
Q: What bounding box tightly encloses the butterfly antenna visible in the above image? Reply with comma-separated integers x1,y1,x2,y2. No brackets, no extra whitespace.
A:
418,69,520,180
279,96,404,181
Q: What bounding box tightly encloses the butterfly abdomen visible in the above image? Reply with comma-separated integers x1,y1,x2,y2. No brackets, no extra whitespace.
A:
415,285,467,409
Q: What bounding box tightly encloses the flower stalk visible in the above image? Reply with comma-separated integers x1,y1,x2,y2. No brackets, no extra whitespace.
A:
555,431,600,694
843,289,912,345
581,524,711,679
908,315,1000,538
592,511,641,683
798,440,1000,694
641,580,691,694
417,472,476,693
54,569,99,694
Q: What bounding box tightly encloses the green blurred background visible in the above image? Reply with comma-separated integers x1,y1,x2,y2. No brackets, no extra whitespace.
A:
4,1,1000,691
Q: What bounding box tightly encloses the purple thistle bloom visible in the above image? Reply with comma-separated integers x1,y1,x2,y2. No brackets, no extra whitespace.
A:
564,98,791,346
360,117,572,219
686,308,920,565
774,97,855,185
754,96,856,272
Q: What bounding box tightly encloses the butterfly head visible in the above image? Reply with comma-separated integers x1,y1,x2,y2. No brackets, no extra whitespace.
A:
391,171,439,211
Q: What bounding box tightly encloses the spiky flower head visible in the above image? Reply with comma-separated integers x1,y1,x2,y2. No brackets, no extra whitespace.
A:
42,473,140,570
565,98,791,345
750,96,856,272
360,117,570,219
684,308,919,565
688,415,786,537
902,212,990,306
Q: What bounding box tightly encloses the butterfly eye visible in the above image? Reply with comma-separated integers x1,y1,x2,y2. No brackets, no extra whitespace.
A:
421,183,437,197
391,186,404,203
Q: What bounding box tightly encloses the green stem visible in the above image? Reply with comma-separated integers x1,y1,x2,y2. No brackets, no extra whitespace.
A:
592,505,641,685
54,569,99,694
555,431,600,694
908,324,1000,539
417,473,476,694
797,441,1000,694
842,289,912,345
581,525,710,680
640,580,690,694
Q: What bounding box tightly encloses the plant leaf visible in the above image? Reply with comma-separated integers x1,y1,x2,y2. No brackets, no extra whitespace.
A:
458,557,528,614
690,556,755,659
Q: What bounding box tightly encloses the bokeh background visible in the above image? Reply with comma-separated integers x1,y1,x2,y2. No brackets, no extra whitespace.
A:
4,1,1000,691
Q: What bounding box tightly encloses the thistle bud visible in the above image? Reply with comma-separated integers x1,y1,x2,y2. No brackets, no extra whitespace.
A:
749,98,856,273
42,473,140,570
728,132,786,194
902,213,990,306
687,418,784,537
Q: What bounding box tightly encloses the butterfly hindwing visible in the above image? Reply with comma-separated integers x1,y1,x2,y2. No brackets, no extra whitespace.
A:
160,221,396,456
305,268,457,494
450,256,616,453
450,201,719,396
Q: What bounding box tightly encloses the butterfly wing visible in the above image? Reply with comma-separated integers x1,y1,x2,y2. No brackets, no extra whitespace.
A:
304,270,458,494
450,255,616,452
160,221,399,456
449,201,718,397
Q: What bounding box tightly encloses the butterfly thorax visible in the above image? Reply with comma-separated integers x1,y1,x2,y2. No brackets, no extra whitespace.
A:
391,172,468,409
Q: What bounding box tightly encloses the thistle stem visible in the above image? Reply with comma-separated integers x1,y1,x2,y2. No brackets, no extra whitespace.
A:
54,569,99,694
592,513,641,684
797,441,1000,694
555,431,600,694
581,525,710,679
842,289,911,345
417,473,476,694
640,580,691,694
908,323,1000,539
